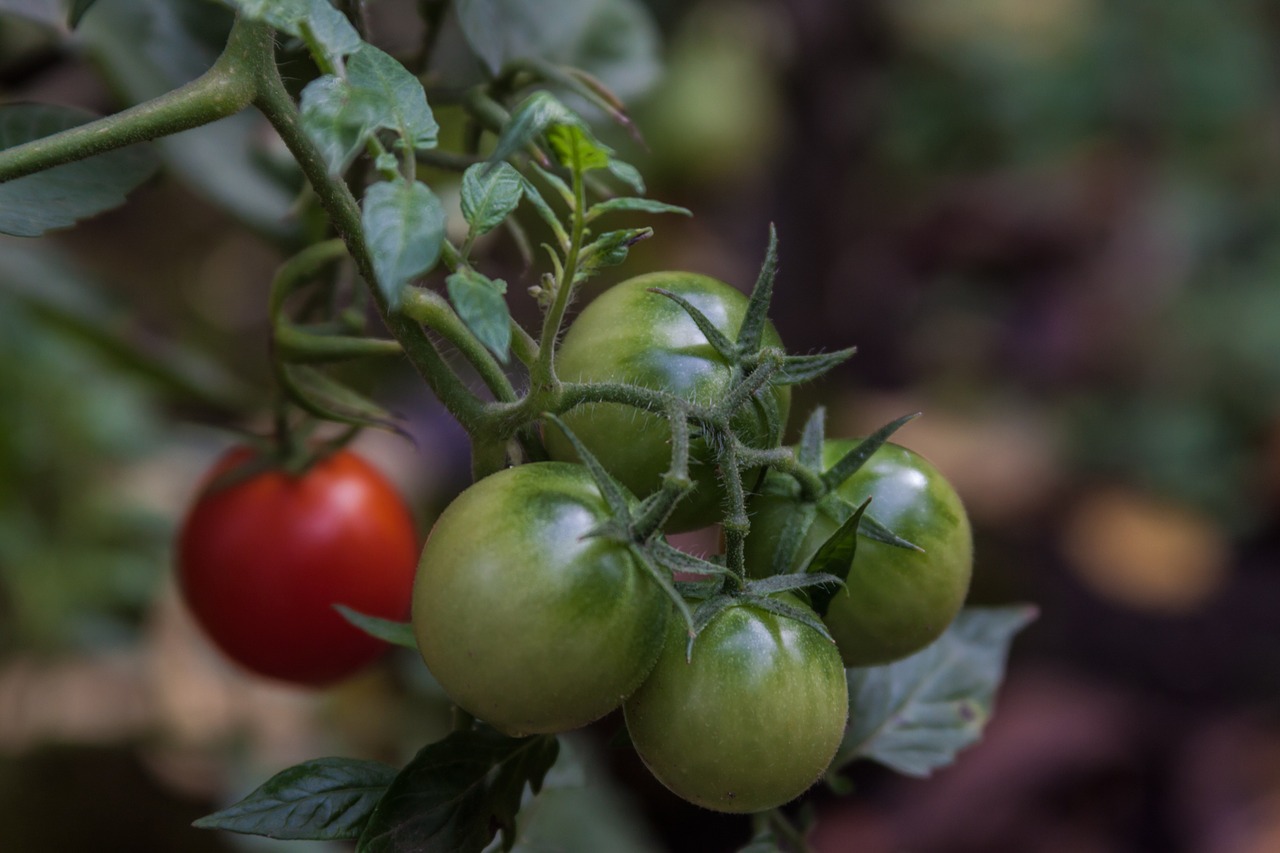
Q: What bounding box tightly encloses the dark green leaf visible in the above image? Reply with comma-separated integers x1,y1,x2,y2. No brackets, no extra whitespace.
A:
0,105,158,237
772,347,858,385
517,176,570,247
362,178,445,308
737,224,779,354
300,75,379,176
334,605,417,650
606,158,645,193
347,42,440,150
67,0,98,27
805,499,869,615
835,606,1038,777
461,161,523,236
587,196,691,221
488,91,584,165
227,0,361,59
356,729,559,853
822,412,922,491
647,287,736,361
194,757,397,840
445,268,512,363
798,406,827,469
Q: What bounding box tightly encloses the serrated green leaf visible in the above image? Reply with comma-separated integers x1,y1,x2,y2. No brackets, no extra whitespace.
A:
362,178,444,307
765,497,815,577
489,91,589,165
347,42,439,150
356,729,559,853
587,196,691,220
445,268,512,362
67,0,98,27
0,105,158,237
334,605,417,650
835,606,1038,778
193,757,397,840
822,412,922,491
546,123,610,172
461,162,523,236
299,75,379,176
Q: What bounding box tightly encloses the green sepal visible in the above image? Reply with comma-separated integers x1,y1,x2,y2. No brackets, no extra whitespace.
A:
334,605,417,650
772,347,858,386
745,594,835,644
744,572,844,598
541,414,632,522
649,539,734,580
821,412,921,491
804,498,869,616
647,287,737,362
629,544,695,640
487,91,589,166
193,757,397,841
736,224,779,355
768,498,817,576
606,158,645,194
798,406,827,469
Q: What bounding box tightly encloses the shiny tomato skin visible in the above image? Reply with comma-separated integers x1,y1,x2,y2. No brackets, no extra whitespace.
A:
177,447,418,687
745,440,973,667
545,272,791,532
623,596,848,813
412,462,671,737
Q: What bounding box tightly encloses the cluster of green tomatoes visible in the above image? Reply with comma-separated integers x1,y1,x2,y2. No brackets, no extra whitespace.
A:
178,267,972,815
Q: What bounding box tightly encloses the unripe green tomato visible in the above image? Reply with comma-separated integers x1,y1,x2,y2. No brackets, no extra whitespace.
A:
623,596,848,813
545,272,791,532
412,462,670,736
745,441,973,667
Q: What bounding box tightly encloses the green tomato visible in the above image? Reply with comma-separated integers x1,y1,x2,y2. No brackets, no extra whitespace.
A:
545,272,791,532
623,596,847,813
745,440,973,667
412,462,670,736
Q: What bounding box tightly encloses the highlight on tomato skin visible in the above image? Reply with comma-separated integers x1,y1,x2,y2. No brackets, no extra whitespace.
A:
176,446,420,687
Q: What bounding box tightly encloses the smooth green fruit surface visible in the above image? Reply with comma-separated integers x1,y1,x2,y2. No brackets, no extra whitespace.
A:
546,272,791,532
623,596,847,813
745,440,973,667
412,462,669,736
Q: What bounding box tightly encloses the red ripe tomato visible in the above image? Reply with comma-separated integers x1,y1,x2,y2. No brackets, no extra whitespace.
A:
177,447,419,686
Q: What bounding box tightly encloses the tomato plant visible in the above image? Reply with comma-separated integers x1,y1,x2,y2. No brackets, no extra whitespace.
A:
177,447,418,686
0,2,1033,850
623,595,848,813
745,439,973,667
545,271,791,531
412,462,671,736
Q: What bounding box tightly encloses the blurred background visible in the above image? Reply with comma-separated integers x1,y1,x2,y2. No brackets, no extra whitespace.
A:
5,0,1280,850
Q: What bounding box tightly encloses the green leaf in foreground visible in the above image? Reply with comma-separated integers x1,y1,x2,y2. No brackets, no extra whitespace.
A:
357,728,559,853
446,268,512,363
834,605,1037,778
362,178,445,308
0,104,158,237
194,757,397,840
334,605,417,650
461,161,523,236
347,42,440,150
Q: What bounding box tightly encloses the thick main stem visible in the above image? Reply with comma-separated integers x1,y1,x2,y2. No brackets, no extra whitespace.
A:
0,19,261,182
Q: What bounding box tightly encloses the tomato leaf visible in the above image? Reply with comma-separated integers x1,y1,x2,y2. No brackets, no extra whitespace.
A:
334,605,417,650
821,412,922,491
488,91,596,166
445,268,512,363
461,161,523,237
225,0,361,59
355,729,559,853
193,757,397,840
606,158,645,194
834,605,1038,778
647,287,737,362
300,75,378,176
586,196,691,221
362,177,445,308
347,43,440,151
772,348,858,386
0,104,158,237
650,539,733,580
